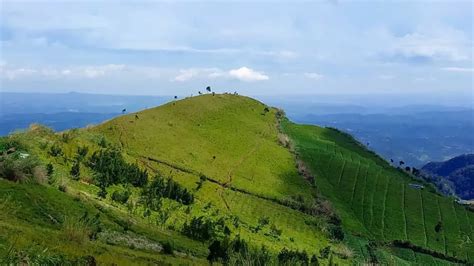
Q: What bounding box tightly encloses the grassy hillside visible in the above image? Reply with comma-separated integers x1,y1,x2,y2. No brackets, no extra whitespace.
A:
282,119,474,263
0,93,468,265
0,94,346,264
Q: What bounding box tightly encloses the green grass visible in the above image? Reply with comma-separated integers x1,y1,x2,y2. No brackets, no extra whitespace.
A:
281,119,474,263
1,94,348,264
0,179,207,265
3,93,471,264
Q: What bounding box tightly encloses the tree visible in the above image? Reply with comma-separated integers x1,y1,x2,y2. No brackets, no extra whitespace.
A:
320,246,331,259
46,163,54,176
310,254,319,266
435,221,443,233
206,86,211,92
76,146,89,161
49,145,63,157
207,239,229,262
70,160,80,180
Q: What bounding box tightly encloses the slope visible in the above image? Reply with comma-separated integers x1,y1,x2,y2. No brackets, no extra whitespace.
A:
282,119,474,263
1,94,347,264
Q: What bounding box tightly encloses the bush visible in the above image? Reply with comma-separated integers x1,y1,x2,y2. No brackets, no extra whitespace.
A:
328,224,344,241
162,241,174,255
278,248,309,265
58,184,67,192
0,137,24,153
111,188,131,204
0,153,42,183
336,245,353,259
320,246,331,259
60,212,101,243
182,216,227,241
70,160,80,180
49,145,63,157
207,239,230,262
46,163,54,176
76,146,89,161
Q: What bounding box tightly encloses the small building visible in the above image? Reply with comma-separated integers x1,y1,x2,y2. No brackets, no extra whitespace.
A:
409,183,424,190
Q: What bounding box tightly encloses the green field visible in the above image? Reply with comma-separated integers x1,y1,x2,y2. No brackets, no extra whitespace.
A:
0,94,469,264
281,119,474,263
1,94,346,264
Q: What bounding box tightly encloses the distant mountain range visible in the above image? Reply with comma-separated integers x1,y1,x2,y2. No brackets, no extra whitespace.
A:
422,154,474,200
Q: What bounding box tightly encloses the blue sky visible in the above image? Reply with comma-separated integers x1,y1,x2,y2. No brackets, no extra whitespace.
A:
0,1,472,98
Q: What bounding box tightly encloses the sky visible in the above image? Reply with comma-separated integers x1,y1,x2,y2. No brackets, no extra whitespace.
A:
0,0,473,100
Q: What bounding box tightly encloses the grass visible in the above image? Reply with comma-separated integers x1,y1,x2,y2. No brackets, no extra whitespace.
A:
281,119,474,263
0,94,347,264
2,93,470,264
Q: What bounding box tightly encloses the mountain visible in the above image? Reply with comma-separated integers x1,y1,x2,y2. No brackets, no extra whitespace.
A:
422,154,474,200
1,94,472,265
294,110,474,168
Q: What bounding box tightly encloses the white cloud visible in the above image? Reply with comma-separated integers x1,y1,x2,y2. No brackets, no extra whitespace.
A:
173,68,222,82
304,72,324,80
1,67,37,80
0,64,162,80
173,67,269,82
82,64,125,78
442,67,474,73
387,26,471,62
228,67,269,82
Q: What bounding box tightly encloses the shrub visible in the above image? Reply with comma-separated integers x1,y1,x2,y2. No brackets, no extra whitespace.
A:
278,248,309,265
0,154,41,183
61,212,101,243
70,160,80,180
336,245,353,259
76,146,89,161
182,216,227,241
320,246,331,259
32,166,47,184
269,224,282,238
207,239,230,262
58,184,67,192
162,241,174,255
49,145,63,157
46,163,54,176
328,224,344,241
0,137,24,153
111,188,131,204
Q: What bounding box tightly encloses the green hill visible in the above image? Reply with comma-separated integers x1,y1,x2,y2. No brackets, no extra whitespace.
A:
282,119,474,264
1,94,472,265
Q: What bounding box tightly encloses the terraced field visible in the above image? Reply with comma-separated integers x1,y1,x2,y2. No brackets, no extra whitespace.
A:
282,120,474,263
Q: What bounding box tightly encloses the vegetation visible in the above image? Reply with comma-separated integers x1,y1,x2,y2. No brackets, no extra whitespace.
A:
281,118,474,263
88,148,148,189
0,94,468,264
